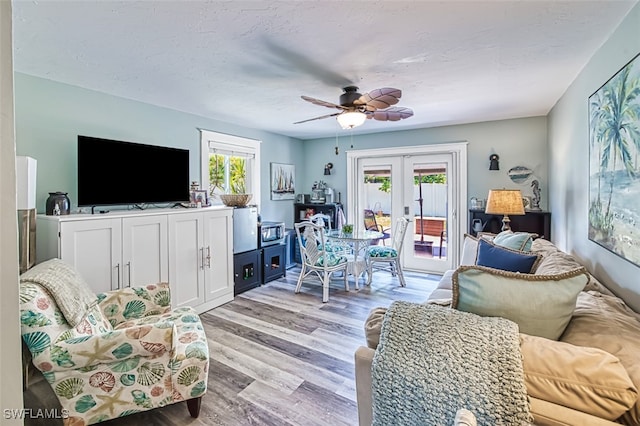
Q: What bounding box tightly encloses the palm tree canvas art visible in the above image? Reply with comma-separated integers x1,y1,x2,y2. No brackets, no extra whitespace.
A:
589,52,640,266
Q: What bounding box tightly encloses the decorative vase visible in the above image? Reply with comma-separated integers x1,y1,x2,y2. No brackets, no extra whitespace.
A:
46,192,71,216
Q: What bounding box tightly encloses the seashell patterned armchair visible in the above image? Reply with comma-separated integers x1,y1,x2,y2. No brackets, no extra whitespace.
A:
19,259,209,425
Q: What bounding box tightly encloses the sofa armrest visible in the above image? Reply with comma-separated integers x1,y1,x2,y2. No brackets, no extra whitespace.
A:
33,323,173,372
97,283,172,327
355,346,375,426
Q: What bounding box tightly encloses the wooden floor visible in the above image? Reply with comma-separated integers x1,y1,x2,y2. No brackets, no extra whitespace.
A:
23,267,440,426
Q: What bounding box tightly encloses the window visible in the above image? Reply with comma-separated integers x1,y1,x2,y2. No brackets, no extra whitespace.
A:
199,130,261,206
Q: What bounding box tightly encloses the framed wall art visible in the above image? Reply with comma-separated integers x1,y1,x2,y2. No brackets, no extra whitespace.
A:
588,52,640,266
270,163,295,200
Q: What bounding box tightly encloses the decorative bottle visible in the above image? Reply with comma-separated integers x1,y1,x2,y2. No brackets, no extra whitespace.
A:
46,192,71,215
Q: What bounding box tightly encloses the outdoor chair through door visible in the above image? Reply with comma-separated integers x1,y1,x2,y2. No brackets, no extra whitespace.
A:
363,209,391,246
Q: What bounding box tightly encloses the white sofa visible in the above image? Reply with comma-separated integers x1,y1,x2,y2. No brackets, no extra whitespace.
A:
355,237,640,426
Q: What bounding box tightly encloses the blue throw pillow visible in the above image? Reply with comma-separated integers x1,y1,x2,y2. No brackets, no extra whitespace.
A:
476,238,541,273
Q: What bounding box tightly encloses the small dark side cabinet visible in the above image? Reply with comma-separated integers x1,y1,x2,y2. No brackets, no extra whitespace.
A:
262,243,286,284
469,209,551,239
233,250,261,296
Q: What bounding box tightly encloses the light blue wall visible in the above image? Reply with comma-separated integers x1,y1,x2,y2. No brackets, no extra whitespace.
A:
302,117,548,214
548,3,640,311
14,73,304,226
14,72,549,229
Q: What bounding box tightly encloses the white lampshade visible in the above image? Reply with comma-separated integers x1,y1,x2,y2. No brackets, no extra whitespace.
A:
16,156,37,210
337,111,367,129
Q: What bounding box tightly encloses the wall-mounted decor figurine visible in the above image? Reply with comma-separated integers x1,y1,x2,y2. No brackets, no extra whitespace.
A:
530,180,541,210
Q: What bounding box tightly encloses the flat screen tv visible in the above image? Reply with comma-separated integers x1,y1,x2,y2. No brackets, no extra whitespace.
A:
77,135,190,207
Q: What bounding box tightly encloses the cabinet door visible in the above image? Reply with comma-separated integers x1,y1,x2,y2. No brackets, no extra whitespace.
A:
262,244,286,283
59,219,122,293
203,210,233,304
168,213,205,309
122,215,168,287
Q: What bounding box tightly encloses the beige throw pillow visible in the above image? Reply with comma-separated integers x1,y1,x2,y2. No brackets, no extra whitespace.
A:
452,266,588,340
521,334,638,420
561,291,640,425
460,234,479,266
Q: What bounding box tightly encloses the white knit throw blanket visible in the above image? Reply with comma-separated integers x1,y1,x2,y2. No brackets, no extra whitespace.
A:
20,258,97,327
371,302,532,425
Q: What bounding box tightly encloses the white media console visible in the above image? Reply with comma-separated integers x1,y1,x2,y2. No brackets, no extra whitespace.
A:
36,206,234,314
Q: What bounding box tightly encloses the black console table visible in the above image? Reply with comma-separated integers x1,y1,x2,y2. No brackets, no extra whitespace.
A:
469,209,551,239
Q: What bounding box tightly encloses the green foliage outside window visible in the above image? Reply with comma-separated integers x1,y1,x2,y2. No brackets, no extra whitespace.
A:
366,174,447,193
229,157,246,194
209,154,226,194
209,154,247,195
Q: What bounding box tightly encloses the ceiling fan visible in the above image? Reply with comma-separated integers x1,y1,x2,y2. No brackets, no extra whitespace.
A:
294,86,414,129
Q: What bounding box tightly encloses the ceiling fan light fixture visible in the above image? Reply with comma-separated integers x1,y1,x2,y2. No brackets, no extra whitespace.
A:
337,111,367,129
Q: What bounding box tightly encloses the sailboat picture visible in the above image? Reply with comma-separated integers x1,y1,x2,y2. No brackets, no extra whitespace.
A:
271,163,296,200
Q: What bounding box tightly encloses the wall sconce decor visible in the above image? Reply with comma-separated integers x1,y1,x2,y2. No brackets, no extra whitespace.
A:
324,163,333,175
489,154,500,170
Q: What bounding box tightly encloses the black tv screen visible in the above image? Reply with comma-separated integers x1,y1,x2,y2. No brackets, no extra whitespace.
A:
77,136,190,206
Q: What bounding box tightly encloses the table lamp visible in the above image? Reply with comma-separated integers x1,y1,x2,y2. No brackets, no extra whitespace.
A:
485,189,525,231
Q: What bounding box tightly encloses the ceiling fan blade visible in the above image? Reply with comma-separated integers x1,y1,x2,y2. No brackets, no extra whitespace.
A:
301,95,346,110
261,38,353,88
355,88,402,111
293,111,342,124
366,107,413,122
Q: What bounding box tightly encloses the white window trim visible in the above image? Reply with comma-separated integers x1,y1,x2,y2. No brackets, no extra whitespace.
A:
199,129,261,208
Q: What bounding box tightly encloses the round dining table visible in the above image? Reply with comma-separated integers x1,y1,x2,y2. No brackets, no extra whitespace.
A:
326,229,384,288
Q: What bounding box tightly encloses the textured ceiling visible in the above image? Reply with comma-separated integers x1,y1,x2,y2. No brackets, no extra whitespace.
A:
12,1,637,140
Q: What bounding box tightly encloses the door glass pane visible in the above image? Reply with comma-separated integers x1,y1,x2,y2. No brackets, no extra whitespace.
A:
411,163,448,260
363,166,391,244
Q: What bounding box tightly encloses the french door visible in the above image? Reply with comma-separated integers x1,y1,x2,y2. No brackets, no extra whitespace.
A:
347,143,467,275
402,154,452,272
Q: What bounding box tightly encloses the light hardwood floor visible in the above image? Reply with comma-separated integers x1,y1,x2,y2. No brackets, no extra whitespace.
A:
23,266,440,426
